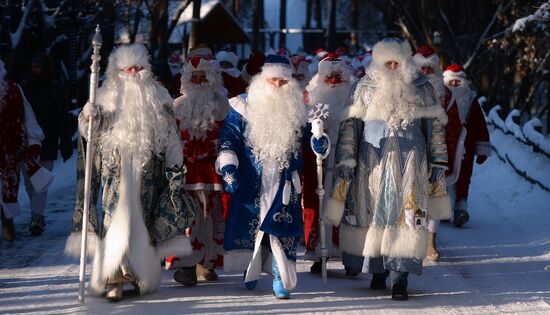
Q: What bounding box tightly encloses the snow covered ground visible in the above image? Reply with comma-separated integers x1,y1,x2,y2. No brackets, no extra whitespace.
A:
1,133,550,314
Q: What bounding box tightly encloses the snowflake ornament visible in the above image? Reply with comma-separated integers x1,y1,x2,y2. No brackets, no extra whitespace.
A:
223,172,236,186
308,103,330,123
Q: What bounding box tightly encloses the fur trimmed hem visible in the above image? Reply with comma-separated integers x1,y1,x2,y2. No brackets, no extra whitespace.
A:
380,226,429,260
363,226,384,257
64,232,99,258
224,250,253,272
428,194,452,220
156,235,192,258
339,224,368,256
324,197,346,227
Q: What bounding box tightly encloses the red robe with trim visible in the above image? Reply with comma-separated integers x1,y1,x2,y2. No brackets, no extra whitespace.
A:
0,81,26,207
444,88,490,202
174,119,226,268
178,120,224,191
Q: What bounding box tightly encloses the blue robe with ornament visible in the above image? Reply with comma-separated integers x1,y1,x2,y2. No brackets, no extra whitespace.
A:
216,94,310,290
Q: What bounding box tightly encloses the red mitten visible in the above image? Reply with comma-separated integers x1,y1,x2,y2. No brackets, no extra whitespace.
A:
476,155,488,164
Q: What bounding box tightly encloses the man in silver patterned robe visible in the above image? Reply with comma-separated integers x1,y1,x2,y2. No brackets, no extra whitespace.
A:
63,44,196,301
324,38,448,301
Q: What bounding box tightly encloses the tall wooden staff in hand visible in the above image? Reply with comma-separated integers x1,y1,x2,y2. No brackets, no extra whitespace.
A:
78,25,102,304
309,103,331,283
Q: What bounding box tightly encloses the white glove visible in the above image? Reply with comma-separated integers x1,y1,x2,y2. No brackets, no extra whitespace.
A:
82,101,98,120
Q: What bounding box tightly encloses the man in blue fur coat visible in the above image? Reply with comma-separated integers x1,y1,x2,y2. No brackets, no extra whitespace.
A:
216,54,327,299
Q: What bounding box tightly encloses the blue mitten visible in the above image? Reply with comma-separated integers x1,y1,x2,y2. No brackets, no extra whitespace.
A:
312,135,329,156
221,165,239,193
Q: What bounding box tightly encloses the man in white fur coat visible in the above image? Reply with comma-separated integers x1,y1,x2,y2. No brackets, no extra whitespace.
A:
64,44,196,301
324,38,448,301
302,54,355,274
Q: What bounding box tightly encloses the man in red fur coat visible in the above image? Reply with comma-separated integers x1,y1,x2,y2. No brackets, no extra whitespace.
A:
169,46,230,286
443,64,491,227
0,58,45,242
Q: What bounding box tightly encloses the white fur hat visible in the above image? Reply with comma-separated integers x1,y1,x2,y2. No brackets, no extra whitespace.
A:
290,55,311,76
372,38,413,65
261,54,293,79
443,64,468,84
107,44,151,74
317,55,353,80
184,45,220,74
216,50,238,68
413,45,440,70
0,59,6,80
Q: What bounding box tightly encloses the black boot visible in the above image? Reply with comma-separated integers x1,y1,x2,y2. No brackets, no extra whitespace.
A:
391,283,408,301
310,261,322,274
391,271,409,301
29,214,45,236
345,266,361,277
1,211,16,242
454,210,470,227
174,266,198,287
370,271,389,290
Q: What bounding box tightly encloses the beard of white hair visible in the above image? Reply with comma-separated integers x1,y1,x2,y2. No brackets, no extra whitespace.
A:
364,61,420,130
175,79,225,140
0,79,7,113
308,81,351,131
448,84,473,111
99,69,171,170
246,74,307,169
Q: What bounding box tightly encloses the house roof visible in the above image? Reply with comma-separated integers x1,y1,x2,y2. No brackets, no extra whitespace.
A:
169,0,249,45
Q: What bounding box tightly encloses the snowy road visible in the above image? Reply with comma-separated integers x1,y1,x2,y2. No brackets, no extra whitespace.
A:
1,146,549,314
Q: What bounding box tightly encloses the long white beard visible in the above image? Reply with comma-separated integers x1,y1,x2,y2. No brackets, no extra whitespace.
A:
308,82,351,131
99,70,172,169
246,75,307,168
364,64,419,130
0,79,7,113
174,83,227,140
449,85,473,119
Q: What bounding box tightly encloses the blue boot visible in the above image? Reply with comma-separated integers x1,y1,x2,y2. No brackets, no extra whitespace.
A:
243,271,257,290
272,259,290,299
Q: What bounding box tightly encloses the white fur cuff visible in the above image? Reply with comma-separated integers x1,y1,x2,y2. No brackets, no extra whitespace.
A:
64,232,99,258
324,197,345,227
215,151,239,174
156,235,192,258
428,194,452,220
